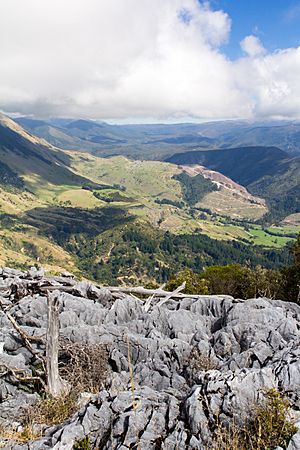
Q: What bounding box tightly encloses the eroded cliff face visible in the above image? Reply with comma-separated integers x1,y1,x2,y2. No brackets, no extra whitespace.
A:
1,267,300,449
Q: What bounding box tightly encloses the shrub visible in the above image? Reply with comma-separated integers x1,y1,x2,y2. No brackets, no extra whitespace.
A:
183,347,219,386
212,388,297,450
166,265,284,299
201,264,251,298
188,347,219,372
21,342,109,439
59,341,109,394
165,269,209,294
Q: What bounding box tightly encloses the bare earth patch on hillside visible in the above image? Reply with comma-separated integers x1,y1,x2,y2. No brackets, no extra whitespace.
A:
182,164,268,220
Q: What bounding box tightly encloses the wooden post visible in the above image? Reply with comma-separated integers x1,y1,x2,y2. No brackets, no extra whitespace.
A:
46,292,67,397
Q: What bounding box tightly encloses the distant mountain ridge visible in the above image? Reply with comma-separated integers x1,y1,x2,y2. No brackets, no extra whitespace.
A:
15,116,300,159
166,146,289,186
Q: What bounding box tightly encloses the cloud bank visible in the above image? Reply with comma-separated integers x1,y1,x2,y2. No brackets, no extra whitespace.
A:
0,0,300,121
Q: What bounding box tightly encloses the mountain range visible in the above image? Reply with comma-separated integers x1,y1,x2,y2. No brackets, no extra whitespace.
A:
15,117,300,160
0,113,299,283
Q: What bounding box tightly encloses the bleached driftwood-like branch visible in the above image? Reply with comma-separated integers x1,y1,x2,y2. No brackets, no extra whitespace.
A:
0,298,46,371
46,292,69,397
144,282,186,311
0,363,46,389
41,283,196,299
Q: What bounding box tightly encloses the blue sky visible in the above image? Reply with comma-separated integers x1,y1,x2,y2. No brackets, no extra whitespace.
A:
213,0,300,58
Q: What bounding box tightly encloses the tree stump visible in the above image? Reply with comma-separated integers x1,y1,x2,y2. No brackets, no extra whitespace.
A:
46,292,68,397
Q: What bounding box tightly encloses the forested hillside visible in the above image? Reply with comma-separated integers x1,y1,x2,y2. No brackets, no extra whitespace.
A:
167,147,300,221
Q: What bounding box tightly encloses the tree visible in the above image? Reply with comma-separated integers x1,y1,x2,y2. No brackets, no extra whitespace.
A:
282,234,300,302
165,269,209,295
201,264,251,298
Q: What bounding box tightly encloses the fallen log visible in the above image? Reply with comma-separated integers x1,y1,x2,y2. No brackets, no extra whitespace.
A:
40,284,197,298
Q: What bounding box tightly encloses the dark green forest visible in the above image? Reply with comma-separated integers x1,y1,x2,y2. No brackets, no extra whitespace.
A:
173,172,218,206
167,235,300,302
21,206,291,286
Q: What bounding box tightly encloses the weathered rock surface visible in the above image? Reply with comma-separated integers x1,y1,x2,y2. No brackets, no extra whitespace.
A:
0,268,300,449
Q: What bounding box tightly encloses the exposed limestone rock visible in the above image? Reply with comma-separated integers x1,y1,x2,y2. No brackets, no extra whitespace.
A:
0,268,300,449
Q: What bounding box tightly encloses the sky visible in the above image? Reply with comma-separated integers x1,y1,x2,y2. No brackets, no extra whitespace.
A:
1,0,300,122
215,0,300,58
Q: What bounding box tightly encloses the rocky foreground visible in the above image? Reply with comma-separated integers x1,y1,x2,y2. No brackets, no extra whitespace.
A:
1,268,300,449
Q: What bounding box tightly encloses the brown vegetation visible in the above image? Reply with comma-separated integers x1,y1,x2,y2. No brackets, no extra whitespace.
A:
59,340,109,394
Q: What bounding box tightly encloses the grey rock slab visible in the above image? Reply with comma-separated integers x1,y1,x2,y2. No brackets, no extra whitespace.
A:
288,433,300,450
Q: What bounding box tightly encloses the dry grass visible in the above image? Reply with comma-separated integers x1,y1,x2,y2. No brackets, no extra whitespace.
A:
0,425,41,447
188,347,219,372
24,393,78,428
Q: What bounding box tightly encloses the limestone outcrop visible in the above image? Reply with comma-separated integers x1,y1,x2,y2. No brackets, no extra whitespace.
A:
0,268,300,449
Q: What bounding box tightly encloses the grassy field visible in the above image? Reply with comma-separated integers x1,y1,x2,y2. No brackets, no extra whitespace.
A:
0,226,77,273
57,188,105,208
197,189,267,220
248,226,299,248
69,153,183,201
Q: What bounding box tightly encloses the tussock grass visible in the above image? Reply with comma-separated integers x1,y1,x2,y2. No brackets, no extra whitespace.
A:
0,425,41,446
24,393,78,428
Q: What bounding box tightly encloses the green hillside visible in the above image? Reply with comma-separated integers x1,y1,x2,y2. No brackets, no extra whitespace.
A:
0,114,298,282
0,114,90,196
167,147,300,221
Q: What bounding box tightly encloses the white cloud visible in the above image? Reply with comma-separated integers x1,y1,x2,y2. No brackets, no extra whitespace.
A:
0,0,300,121
235,47,300,119
240,35,266,57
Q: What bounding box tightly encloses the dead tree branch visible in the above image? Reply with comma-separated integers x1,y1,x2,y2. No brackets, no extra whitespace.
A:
156,281,186,308
0,298,46,373
46,291,69,397
0,363,46,389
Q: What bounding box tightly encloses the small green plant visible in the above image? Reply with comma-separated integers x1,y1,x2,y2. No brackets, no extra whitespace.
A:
73,436,92,450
